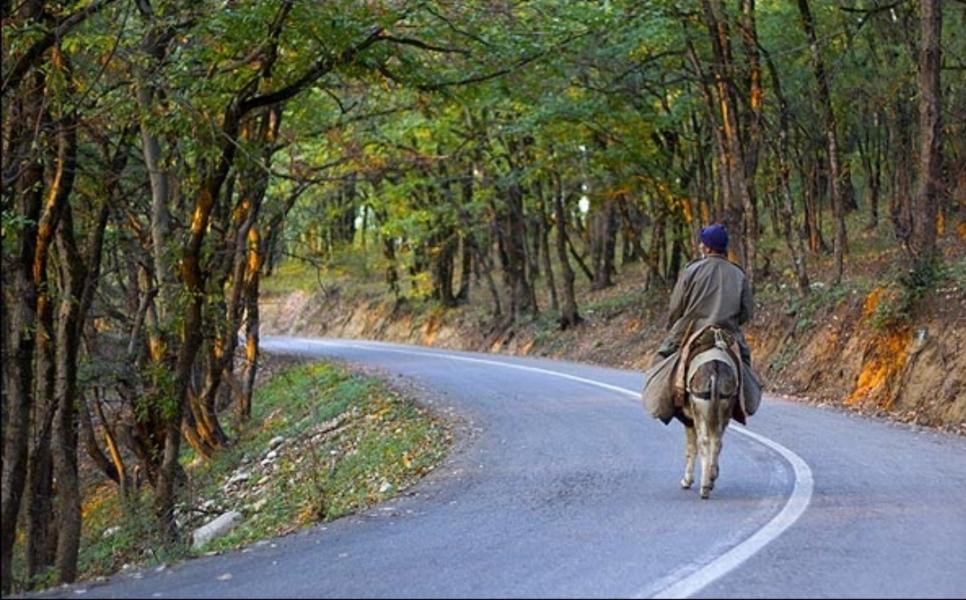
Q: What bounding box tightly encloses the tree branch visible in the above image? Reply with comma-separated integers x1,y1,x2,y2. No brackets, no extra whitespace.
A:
238,27,386,115
2,0,120,96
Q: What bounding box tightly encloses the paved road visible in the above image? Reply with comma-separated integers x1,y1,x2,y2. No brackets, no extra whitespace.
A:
42,337,966,598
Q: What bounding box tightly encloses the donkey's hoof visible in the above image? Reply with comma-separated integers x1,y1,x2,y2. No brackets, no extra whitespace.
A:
700,487,712,499
681,478,693,489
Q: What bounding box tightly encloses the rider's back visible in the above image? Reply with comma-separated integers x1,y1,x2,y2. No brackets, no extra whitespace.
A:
667,255,751,353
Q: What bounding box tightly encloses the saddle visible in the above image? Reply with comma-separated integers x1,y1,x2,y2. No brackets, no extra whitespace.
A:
672,324,747,424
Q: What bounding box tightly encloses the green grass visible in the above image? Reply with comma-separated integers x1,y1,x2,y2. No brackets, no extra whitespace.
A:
195,361,450,552
44,360,450,590
259,260,327,295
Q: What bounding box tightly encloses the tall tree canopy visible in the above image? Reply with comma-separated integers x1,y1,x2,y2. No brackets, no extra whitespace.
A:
2,0,962,592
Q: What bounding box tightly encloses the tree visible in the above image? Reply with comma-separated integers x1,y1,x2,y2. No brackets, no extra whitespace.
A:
911,0,942,267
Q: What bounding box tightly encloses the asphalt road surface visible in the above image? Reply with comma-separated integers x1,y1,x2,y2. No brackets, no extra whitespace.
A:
38,337,966,598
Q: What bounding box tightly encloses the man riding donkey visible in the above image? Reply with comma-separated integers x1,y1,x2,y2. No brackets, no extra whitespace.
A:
642,223,762,427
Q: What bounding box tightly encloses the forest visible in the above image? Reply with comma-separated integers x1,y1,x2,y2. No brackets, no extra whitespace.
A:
2,0,963,593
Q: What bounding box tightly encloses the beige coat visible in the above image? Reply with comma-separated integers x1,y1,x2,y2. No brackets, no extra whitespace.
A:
642,254,762,424
660,254,753,364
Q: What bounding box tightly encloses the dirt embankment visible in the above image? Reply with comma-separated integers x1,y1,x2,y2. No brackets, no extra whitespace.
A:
260,267,965,435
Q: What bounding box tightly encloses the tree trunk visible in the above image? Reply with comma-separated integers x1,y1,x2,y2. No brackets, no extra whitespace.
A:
891,99,914,247
78,392,121,487
26,265,56,582
2,59,49,593
53,203,85,584
591,197,618,291
553,176,582,329
536,183,559,313
700,0,751,272
911,0,942,266
739,0,763,284
24,427,54,583
240,225,264,420
502,182,536,319
457,233,473,304
858,111,882,230
647,204,667,286
798,0,847,284
456,167,477,304
761,41,810,296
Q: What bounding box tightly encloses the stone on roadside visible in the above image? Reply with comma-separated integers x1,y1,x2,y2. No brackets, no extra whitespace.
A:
192,511,242,550
268,436,285,450
228,471,250,485
102,526,121,539
379,481,393,494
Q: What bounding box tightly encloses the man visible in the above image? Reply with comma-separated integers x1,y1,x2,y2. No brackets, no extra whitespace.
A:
641,223,761,423
656,223,753,367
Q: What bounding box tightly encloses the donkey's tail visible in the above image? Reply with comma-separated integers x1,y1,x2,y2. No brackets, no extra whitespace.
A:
711,369,719,406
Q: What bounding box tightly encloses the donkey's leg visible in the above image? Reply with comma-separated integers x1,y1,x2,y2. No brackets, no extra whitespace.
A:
681,424,697,489
709,435,722,484
698,421,714,499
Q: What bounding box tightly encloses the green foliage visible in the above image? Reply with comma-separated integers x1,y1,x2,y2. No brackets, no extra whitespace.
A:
871,257,948,330
5,0,965,590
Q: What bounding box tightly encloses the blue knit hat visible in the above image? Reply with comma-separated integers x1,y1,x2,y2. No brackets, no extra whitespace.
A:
700,224,728,253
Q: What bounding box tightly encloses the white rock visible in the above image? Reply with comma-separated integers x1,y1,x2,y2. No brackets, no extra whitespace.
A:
192,511,242,550
378,481,393,494
228,471,250,485
102,526,121,539
265,450,278,461
268,436,285,450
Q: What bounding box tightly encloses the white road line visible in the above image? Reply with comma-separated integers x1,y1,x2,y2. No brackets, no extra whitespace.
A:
262,337,814,599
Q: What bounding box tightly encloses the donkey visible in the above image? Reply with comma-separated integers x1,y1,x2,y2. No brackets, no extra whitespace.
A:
677,329,740,499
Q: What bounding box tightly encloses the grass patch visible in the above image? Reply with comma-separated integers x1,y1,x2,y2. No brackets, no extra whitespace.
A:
57,360,450,588
260,260,327,296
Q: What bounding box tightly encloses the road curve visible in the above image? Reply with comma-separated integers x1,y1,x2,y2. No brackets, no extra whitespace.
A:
40,337,966,598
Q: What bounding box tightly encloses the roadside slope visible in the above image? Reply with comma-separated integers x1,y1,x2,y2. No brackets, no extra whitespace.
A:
260,239,966,433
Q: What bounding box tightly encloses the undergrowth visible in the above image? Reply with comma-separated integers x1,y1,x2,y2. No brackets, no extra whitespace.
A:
871,257,949,330
30,361,450,591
